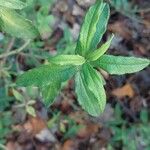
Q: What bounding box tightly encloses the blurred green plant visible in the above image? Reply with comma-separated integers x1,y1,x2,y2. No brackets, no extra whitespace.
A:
36,2,54,37
109,0,141,22
0,112,12,145
56,26,76,54
107,105,150,150
12,87,40,117
0,0,56,147
59,116,83,140
0,0,39,39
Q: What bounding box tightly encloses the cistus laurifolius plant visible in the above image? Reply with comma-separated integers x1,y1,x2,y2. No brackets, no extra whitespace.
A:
16,0,150,116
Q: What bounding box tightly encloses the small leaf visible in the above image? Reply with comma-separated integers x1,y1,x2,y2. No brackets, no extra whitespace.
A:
87,34,114,61
75,64,106,116
92,55,150,74
48,55,85,66
12,89,24,101
26,106,36,117
0,7,39,39
41,81,61,107
0,0,27,9
76,1,110,56
17,64,77,87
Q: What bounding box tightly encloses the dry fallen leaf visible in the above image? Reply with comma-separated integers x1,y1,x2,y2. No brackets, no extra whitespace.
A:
108,21,132,40
77,123,99,139
24,116,47,135
112,83,135,98
62,139,76,150
23,116,56,143
6,141,18,150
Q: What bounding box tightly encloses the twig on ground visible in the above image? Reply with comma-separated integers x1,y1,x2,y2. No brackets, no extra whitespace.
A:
0,40,31,59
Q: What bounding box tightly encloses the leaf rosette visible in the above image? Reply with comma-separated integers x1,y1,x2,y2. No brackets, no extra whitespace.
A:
17,1,150,116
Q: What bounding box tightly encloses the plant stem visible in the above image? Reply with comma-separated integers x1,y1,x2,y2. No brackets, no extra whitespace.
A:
0,40,31,59
2,38,15,64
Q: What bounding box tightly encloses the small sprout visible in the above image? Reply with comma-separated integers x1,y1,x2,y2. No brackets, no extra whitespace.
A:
16,1,150,117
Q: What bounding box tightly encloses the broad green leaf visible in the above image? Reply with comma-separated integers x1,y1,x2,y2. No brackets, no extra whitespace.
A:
92,55,150,75
76,1,110,56
87,34,114,61
0,7,39,39
0,0,27,9
41,81,61,107
17,64,77,87
75,64,106,116
48,55,85,66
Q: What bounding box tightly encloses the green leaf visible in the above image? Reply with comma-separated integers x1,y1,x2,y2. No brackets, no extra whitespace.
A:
17,64,77,87
0,0,27,9
76,1,110,56
48,55,86,66
41,81,61,107
75,64,106,116
26,106,36,117
0,7,39,39
12,89,24,102
92,55,150,75
87,34,114,61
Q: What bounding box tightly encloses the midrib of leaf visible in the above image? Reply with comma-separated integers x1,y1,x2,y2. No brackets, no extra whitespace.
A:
77,72,98,115
82,64,106,112
92,55,150,74
85,67,104,112
81,76,96,114
49,54,86,66
89,4,110,51
86,3,104,51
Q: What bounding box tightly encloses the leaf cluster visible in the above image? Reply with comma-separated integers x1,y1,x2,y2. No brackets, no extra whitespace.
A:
17,1,149,116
